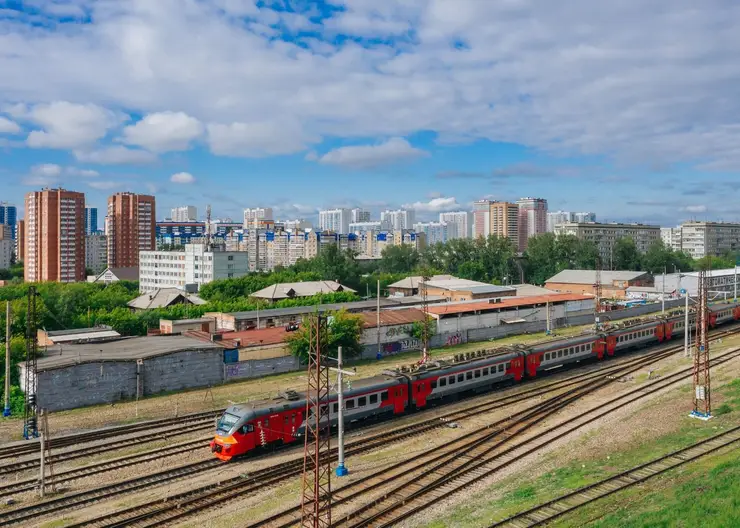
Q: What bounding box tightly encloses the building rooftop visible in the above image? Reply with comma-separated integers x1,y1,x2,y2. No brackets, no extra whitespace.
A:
546,270,650,285
222,327,295,347
42,326,121,344
128,288,207,310
360,308,427,328
250,280,357,301
91,267,139,282
510,284,557,297
36,335,222,370
422,277,516,294
426,293,593,318
388,275,455,290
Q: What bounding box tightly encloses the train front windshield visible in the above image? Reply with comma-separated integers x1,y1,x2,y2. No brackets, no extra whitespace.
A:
217,412,240,435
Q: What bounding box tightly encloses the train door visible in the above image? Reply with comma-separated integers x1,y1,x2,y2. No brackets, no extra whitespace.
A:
593,338,606,359
734,306,740,320
656,323,665,342
605,335,617,356
414,380,429,408
526,353,541,377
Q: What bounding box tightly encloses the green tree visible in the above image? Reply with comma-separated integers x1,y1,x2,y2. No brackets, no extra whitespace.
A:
284,309,364,361
379,245,419,274
409,317,437,341
612,237,642,270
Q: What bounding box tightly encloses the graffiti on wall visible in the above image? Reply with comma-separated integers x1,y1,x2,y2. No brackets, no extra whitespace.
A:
382,338,421,355
445,333,463,346
385,325,412,338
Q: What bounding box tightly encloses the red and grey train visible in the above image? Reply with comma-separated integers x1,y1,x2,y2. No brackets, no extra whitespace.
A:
211,302,740,460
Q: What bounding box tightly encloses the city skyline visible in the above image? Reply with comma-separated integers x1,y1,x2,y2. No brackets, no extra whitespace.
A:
2,2,740,226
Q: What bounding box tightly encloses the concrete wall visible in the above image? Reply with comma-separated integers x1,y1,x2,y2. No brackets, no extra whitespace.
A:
224,355,300,381
142,349,224,395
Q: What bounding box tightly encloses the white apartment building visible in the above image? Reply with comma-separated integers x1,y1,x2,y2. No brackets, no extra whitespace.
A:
349,221,383,233
318,208,351,234
139,245,249,293
380,209,415,231
413,221,457,245
439,211,472,239
85,233,108,274
281,219,312,232
546,211,573,232
516,197,548,251
661,227,683,252
243,207,273,229
171,206,198,222
573,212,596,223
351,208,371,223
554,222,660,265
680,222,740,259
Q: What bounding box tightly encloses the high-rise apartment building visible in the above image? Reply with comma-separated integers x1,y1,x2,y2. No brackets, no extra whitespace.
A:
84,207,98,235
573,212,596,223
0,202,17,240
516,197,548,250
490,202,520,248
106,192,156,268
661,227,683,252
380,209,415,231
319,208,351,234
0,225,12,269
439,211,472,239
16,219,25,262
351,208,371,223
85,233,107,274
25,188,86,283
171,205,198,222
554,222,660,265
243,207,273,229
414,221,458,245
473,200,492,238
349,221,383,233
546,211,596,232
679,222,740,259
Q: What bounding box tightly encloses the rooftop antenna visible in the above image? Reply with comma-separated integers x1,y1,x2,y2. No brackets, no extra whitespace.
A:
206,204,213,249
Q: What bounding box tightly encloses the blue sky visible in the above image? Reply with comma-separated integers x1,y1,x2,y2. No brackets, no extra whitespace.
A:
1,0,740,225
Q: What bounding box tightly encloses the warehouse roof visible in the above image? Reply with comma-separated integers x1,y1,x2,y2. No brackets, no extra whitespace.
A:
250,280,357,301
510,284,557,297
360,308,427,328
36,335,222,370
545,270,650,285
128,288,207,310
43,327,121,343
426,293,593,318
388,275,455,289
422,277,514,292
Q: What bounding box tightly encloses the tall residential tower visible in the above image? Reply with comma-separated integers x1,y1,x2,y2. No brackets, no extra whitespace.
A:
106,192,156,268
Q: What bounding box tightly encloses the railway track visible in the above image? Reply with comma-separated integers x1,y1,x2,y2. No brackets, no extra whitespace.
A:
327,347,740,528
61,340,698,528
0,409,222,463
490,424,740,527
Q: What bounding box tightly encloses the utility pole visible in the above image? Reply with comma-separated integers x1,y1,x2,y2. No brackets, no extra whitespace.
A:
24,286,39,439
734,262,738,302
684,289,690,358
594,256,602,331
4,302,10,417
690,269,711,419
661,266,666,314
329,346,355,477
39,410,45,498
418,271,432,366
545,301,551,335
376,280,381,359
300,314,332,528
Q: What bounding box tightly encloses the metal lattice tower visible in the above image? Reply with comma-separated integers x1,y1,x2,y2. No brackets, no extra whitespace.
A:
419,271,431,365
23,286,39,439
300,314,332,528
692,270,711,418
594,256,603,331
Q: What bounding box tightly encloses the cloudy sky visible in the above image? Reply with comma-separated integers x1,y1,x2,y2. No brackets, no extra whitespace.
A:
1,0,739,225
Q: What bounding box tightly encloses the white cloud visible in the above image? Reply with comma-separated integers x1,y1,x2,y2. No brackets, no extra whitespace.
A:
21,102,122,149
23,163,63,186
66,167,100,178
207,121,316,157
316,138,428,169
0,116,20,134
402,196,461,213
121,111,203,152
74,146,158,164
683,205,707,214
170,172,196,184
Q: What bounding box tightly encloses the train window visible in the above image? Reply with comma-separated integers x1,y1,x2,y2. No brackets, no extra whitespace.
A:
292,415,296,424
505,362,511,371
458,374,464,382
333,403,338,414
466,372,473,380
240,424,254,434
449,376,456,384
474,370,481,378
358,397,367,407
498,364,504,372
381,391,389,401
347,399,356,409
264,418,269,428
440,378,447,387
370,394,378,404
431,380,438,389
557,351,562,358
482,368,489,376
284,415,290,424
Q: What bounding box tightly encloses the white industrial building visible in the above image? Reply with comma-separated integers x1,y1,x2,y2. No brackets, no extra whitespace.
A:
139,244,249,293
627,268,739,300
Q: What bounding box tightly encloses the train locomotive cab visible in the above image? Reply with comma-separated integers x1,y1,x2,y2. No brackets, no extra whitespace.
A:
211,405,259,461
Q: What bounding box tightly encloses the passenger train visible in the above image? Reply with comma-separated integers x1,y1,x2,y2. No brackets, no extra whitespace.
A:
211,302,740,460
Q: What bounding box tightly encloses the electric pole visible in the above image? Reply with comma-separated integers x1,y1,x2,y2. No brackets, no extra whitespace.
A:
300,314,332,527
594,256,602,331
419,271,431,365
24,286,39,439
691,270,711,420
4,302,11,417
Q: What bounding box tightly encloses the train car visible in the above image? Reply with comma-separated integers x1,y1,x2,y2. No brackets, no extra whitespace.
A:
528,334,604,377
610,319,664,354
710,302,740,326
210,374,407,460
407,348,525,407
